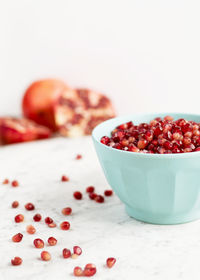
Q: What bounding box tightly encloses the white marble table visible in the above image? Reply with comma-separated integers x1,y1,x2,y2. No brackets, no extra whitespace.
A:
0,137,200,280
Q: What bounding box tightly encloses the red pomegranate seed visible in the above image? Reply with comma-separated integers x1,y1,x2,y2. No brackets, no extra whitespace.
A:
95,195,104,203
26,225,36,234
104,190,113,196
74,266,83,277
60,221,70,230
3,178,9,184
100,136,110,145
48,222,57,228
62,207,72,216
11,257,22,266
86,186,95,193
73,246,82,256
73,191,82,200
45,217,53,224
63,248,71,258
11,180,19,187
76,154,82,160
61,175,69,182
14,214,24,223
33,213,42,222
12,201,19,208
33,238,44,248
12,233,23,242
48,237,57,246
89,193,97,200
195,147,200,151
25,202,35,211
41,251,51,261
106,257,116,268
83,264,97,277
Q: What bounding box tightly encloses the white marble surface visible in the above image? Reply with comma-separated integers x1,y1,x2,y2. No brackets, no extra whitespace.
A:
1,137,200,280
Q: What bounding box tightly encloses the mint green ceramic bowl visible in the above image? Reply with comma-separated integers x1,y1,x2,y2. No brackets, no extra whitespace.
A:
92,113,200,224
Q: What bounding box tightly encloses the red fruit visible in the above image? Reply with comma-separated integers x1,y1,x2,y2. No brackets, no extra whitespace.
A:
106,257,116,268
48,237,57,246
100,136,110,145
22,79,68,130
33,238,44,248
86,186,95,193
12,180,19,187
14,214,24,223
84,264,97,277
12,201,19,208
3,178,9,184
73,246,82,256
62,207,72,216
25,202,35,211
76,154,82,160
33,213,42,222
89,193,97,200
41,251,51,261
60,221,70,230
26,225,36,234
11,257,22,266
61,175,69,182
63,248,71,258
74,266,83,277
95,195,104,203
12,233,23,242
45,217,53,224
104,190,113,196
73,191,82,200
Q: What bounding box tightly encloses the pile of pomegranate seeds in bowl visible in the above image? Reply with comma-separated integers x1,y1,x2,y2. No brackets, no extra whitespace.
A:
100,116,200,154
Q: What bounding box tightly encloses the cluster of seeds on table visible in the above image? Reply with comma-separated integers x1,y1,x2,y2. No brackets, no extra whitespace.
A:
100,116,200,154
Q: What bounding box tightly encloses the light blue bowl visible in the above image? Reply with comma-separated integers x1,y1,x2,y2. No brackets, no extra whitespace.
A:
92,113,200,224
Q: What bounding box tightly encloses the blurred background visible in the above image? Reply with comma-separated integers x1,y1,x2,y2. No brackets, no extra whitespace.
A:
1,0,200,116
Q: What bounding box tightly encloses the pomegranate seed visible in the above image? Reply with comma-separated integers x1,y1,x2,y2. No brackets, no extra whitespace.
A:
73,191,82,200
76,154,82,160
33,213,42,222
3,178,9,184
48,222,57,228
73,246,82,256
104,190,113,196
106,257,116,268
63,248,71,258
11,180,19,187
41,251,51,261
74,266,83,277
164,116,173,121
33,238,44,248
61,175,69,182
11,257,22,266
12,201,19,208
195,147,200,151
83,264,97,277
89,193,97,200
26,225,36,234
60,221,70,230
48,237,57,246
100,136,110,145
95,195,104,203
45,217,53,224
86,186,95,193
62,207,72,216
14,214,24,223
25,202,35,211
12,233,23,242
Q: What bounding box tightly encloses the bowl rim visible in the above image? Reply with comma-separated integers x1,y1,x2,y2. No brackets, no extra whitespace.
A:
92,112,200,159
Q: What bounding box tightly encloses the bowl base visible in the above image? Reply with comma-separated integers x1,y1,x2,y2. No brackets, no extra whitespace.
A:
126,206,200,225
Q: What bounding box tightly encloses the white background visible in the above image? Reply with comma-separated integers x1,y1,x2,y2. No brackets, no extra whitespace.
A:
1,0,200,116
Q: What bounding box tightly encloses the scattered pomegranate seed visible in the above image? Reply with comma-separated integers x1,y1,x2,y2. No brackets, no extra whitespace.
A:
11,180,19,187
3,178,9,184
12,233,23,242
60,221,70,230
14,214,24,223
76,154,82,160
74,266,83,277
86,186,95,193
33,213,42,222
25,202,35,211
12,201,19,208
48,222,57,228
89,193,97,200
83,263,97,277
26,225,36,234
106,257,116,268
48,237,57,246
104,190,113,196
11,257,22,266
41,251,51,261
73,191,82,200
62,207,72,216
61,175,69,182
95,195,104,203
33,238,44,248
73,246,82,256
63,248,71,258
45,217,53,224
